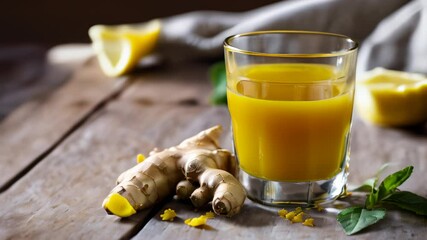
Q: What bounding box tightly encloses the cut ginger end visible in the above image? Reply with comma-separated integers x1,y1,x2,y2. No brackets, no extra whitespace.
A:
103,193,136,217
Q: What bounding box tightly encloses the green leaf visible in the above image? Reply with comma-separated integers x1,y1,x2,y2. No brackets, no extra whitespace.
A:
337,207,386,235
365,189,379,210
382,191,427,215
378,166,413,200
209,62,227,105
355,163,390,208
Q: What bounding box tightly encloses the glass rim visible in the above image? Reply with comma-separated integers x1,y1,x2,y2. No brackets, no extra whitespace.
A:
223,30,358,58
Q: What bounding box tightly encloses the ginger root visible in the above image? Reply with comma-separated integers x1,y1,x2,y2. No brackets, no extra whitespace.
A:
102,125,246,217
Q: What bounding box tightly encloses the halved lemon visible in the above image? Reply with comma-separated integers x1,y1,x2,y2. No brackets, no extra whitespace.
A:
88,19,161,77
356,68,427,126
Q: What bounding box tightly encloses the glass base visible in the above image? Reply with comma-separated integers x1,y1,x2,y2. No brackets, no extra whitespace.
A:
239,167,348,207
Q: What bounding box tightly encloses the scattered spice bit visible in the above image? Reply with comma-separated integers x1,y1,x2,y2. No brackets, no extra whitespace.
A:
315,205,324,212
285,211,296,221
294,207,303,214
291,212,304,223
185,215,209,227
302,218,315,227
278,207,315,227
160,208,177,221
342,191,352,198
203,211,215,219
136,154,146,163
278,209,288,218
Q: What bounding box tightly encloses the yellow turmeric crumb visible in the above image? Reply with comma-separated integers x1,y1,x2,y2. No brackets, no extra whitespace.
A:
285,211,296,221
160,208,177,221
136,154,146,163
185,215,208,227
291,212,304,223
343,191,352,198
316,205,324,212
302,218,315,227
203,211,215,219
294,207,303,214
278,207,315,227
278,209,288,218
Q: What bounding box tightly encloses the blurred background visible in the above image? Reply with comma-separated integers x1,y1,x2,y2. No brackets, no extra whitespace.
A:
0,0,278,119
0,0,279,46
1,0,422,120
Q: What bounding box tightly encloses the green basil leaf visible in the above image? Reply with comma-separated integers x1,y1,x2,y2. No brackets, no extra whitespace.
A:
365,189,379,209
209,62,227,105
382,191,427,216
378,166,413,200
337,207,386,235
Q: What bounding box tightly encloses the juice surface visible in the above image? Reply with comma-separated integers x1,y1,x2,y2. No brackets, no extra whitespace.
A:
227,63,354,181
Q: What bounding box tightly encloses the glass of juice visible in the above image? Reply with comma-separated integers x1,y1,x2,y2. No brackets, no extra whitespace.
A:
224,31,358,206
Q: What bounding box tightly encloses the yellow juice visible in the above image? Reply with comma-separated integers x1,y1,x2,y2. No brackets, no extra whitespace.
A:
227,63,354,182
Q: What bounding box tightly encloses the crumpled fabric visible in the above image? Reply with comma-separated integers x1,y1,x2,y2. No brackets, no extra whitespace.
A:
154,0,426,74
358,0,427,74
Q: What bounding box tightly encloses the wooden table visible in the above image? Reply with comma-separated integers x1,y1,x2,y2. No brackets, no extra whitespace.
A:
0,46,426,239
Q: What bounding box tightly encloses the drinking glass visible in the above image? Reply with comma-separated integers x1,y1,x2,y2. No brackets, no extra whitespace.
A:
224,31,358,206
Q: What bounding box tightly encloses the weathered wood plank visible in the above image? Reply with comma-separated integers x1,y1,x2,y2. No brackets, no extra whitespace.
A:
124,64,427,239
1,58,426,239
134,117,427,240
135,197,426,240
121,62,214,106
0,45,48,120
0,62,231,239
350,116,427,195
0,58,125,191
0,104,230,239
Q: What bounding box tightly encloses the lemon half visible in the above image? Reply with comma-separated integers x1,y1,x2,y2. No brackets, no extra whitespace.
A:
89,20,161,77
356,68,427,126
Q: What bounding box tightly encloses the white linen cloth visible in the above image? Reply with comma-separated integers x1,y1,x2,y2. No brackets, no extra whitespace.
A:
155,0,426,74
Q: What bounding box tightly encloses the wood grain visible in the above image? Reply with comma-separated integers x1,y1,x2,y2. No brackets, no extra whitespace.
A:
0,104,230,239
350,116,427,196
0,58,125,191
1,58,426,239
121,63,214,106
0,61,231,239
134,117,427,240
135,196,426,240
